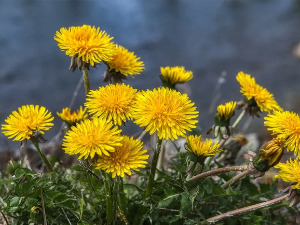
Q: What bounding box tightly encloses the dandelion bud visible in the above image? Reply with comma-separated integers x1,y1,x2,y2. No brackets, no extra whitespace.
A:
160,66,193,89
253,137,284,172
210,102,236,138
57,106,87,127
185,135,222,163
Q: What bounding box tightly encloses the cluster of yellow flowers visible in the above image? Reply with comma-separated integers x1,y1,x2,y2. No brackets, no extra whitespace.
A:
1,24,300,188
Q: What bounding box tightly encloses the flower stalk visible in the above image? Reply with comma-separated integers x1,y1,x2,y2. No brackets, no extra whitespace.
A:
232,109,246,129
101,171,113,224
83,67,91,97
206,193,290,223
117,177,127,219
221,169,253,189
145,138,163,197
187,166,247,183
31,139,53,172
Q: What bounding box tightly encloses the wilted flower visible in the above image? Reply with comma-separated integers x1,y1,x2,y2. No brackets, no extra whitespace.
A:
253,137,285,172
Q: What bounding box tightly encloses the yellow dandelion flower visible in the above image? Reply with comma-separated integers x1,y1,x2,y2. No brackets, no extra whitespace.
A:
160,66,193,85
264,110,300,155
1,105,54,141
95,136,149,178
236,71,282,112
275,158,300,189
62,118,123,159
85,83,137,126
132,87,199,140
217,101,236,121
185,135,222,157
54,25,115,67
57,106,87,126
106,45,145,76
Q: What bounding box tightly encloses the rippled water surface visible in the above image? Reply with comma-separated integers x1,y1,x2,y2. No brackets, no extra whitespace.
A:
1,0,300,150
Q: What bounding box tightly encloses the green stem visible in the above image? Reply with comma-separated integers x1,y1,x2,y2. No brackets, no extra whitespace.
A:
101,171,113,224
117,177,127,218
232,109,246,129
32,141,53,172
156,139,165,179
145,138,163,197
0,211,10,225
82,67,90,98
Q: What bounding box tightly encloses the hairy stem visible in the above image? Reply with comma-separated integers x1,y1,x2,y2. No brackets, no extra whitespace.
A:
32,141,53,172
40,187,47,225
101,171,113,224
82,67,91,98
206,193,289,223
187,166,247,183
221,169,252,189
232,109,246,129
145,138,163,197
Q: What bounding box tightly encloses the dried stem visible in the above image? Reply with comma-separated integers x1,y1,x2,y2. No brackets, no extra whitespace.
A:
221,169,252,189
187,166,247,183
206,193,289,223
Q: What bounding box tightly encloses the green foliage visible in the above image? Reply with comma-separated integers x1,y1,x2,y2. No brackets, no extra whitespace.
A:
0,150,297,224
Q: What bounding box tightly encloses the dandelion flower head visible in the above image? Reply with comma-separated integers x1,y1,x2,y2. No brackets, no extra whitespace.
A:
217,101,236,121
95,136,149,178
185,135,222,157
236,71,282,112
62,118,123,159
57,106,87,126
54,25,115,66
106,44,145,76
275,158,300,189
1,105,54,141
160,66,193,85
265,110,300,155
132,87,199,140
85,83,137,126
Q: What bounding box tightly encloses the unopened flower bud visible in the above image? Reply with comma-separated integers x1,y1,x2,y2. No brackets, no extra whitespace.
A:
253,137,284,172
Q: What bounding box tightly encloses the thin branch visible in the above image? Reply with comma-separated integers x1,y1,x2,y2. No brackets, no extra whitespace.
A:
206,193,290,223
0,211,10,225
187,166,247,183
137,130,147,140
221,168,255,189
69,76,84,109
61,208,72,225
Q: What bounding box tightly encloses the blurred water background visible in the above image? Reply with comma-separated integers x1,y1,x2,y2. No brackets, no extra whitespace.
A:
1,0,300,151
